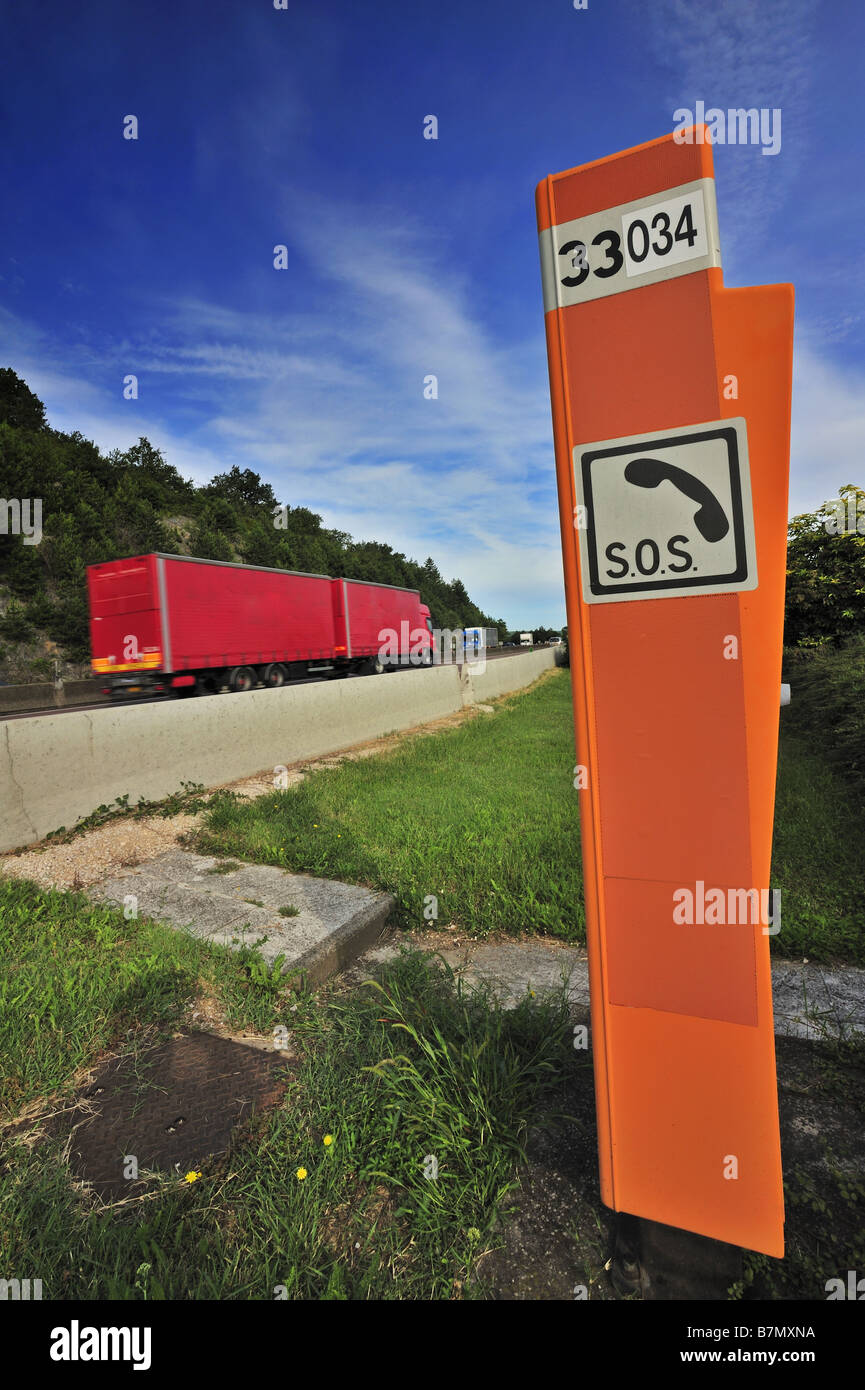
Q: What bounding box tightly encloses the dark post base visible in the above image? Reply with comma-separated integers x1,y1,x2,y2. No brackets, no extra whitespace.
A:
611,1211,743,1300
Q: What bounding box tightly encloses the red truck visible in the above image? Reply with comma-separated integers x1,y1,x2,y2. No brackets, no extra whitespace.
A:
87,553,434,697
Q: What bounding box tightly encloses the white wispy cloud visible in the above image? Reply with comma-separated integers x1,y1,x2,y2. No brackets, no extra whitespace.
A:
790,337,865,515
0,210,566,624
5,163,862,630
641,0,865,524
647,0,816,262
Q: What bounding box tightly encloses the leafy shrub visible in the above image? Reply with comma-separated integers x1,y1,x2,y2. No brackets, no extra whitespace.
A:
0,599,32,642
783,636,865,803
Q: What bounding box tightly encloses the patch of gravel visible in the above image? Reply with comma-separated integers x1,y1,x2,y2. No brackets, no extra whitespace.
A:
0,814,203,891
0,703,487,893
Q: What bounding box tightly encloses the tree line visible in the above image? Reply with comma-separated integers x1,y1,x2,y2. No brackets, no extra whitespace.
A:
3,366,863,671
0,369,509,673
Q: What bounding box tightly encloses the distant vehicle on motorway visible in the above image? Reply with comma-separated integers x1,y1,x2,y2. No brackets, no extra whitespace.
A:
463,626,498,657
519,632,533,647
87,553,434,698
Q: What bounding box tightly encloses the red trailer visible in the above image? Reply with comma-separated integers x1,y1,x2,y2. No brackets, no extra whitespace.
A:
87,553,433,697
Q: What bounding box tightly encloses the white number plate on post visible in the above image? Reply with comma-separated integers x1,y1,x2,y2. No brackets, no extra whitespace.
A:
539,178,721,310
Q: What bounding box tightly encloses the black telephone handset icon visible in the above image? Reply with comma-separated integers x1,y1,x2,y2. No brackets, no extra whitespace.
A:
624,458,729,543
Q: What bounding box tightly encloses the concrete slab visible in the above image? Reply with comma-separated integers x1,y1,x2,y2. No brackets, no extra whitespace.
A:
818,964,865,1018
443,940,590,1009
771,958,865,1040
357,937,865,1041
91,850,394,985
114,882,254,938
356,938,590,1011
88,847,865,1040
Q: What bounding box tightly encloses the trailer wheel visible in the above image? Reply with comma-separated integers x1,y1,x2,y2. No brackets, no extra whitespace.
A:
363,656,386,675
227,666,256,693
263,663,287,688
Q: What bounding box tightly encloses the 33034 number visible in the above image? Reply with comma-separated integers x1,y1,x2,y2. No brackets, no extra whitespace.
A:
559,201,699,288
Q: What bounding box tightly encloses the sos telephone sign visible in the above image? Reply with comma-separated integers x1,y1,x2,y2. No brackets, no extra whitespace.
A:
575,417,758,603
537,129,793,1257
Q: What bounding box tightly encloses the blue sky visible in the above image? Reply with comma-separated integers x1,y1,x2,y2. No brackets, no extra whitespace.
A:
1,0,862,627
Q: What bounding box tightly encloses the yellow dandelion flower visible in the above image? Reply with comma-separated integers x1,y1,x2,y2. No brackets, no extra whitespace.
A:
296,1167,308,1181
323,1134,333,1147
184,1171,202,1184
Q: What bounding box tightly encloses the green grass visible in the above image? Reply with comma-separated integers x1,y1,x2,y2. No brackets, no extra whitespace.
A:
783,636,865,807
770,730,865,962
0,875,322,1116
1,664,862,1300
0,879,194,1115
0,906,571,1299
193,671,583,941
190,668,864,963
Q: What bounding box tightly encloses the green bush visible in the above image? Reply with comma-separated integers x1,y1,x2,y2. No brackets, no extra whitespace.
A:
783,636,865,803
784,486,865,647
24,591,56,628
0,369,513,675
0,599,32,642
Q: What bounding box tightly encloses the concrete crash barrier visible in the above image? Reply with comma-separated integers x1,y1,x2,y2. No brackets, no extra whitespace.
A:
0,682,55,713
64,678,104,703
0,678,103,713
0,648,555,854
469,649,555,703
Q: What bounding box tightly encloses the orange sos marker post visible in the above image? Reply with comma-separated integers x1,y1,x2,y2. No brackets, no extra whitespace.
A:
536,129,793,1257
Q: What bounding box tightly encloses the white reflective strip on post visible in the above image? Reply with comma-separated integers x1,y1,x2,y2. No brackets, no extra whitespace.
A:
780,684,791,706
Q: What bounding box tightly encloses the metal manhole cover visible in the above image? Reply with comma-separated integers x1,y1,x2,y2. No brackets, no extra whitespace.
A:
40,1032,291,1199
